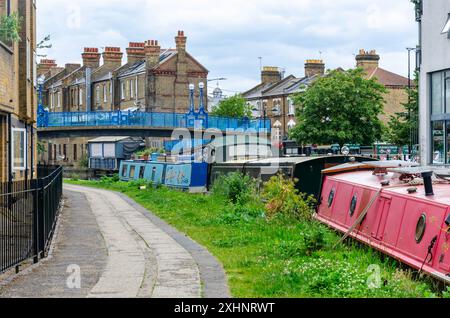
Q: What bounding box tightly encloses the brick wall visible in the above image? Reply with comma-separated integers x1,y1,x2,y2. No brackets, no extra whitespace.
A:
380,87,408,125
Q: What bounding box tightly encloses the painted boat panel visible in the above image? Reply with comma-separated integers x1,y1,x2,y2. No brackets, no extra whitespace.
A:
317,169,450,282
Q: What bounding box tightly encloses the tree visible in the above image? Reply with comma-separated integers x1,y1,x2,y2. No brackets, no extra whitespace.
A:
0,13,22,44
211,94,252,118
386,72,419,147
289,68,386,146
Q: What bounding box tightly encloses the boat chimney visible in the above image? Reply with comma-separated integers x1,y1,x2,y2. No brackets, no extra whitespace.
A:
421,171,434,196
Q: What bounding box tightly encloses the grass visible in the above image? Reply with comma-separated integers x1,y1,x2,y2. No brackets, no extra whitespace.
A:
65,178,439,298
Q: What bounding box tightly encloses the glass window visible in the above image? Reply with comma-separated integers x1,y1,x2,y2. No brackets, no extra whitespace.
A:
432,72,443,114
12,128,27,171
433,121,445,164
446,74,450,113
122,164,128,177
129,166,136,179
446,122,450,164
139,167,145,179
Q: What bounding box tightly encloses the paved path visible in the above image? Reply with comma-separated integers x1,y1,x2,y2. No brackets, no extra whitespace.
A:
0,185,229,298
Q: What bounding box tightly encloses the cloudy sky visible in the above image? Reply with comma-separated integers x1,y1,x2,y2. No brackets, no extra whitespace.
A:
37,0,418,94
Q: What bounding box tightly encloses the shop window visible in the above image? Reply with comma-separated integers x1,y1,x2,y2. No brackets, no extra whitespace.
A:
433,121,445,164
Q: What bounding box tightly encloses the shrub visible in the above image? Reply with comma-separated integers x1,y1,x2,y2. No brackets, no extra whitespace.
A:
262,174,316,221
78,154,89,168
212,172,258,205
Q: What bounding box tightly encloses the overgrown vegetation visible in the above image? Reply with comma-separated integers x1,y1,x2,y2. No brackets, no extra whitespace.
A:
66,173,437,298
0,13,22,45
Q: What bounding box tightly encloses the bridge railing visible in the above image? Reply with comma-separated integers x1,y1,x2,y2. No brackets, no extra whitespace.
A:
39,111,272,133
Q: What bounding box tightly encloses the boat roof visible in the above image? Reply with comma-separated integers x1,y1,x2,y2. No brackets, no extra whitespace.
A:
327,170,450,207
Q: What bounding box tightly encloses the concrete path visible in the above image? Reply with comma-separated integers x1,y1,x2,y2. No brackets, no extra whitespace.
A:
0,184,230,298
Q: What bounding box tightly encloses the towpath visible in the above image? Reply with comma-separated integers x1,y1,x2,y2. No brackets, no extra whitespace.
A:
0,184,229,298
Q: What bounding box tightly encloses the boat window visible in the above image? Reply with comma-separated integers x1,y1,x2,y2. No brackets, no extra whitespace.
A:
130,166,136,179
122,164,128,177
139,166,145,179
328,188,335,208
415,214,427,243
349,194,358,217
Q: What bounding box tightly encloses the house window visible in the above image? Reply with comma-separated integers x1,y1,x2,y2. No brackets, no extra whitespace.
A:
57,92,61,108
96,86,100,104
73,144,78,161
121,82,126,100
79,88,83,106
12,128,27,171
26,39,31,81
103,85,107,103
130,79,134,99
135,78,138,97
288,98,295,116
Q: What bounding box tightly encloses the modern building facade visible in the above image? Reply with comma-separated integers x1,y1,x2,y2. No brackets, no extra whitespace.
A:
0,0,37,182
416,0,450,165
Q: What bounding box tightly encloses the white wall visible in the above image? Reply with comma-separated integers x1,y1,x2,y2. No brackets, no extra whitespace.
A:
419,0,450,165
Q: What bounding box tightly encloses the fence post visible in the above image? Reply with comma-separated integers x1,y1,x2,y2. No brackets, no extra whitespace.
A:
32,179,40,263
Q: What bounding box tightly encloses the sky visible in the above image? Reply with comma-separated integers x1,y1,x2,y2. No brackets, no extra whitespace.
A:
37,0,418,95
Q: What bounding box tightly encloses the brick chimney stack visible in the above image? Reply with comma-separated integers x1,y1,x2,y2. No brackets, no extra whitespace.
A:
356,49,380,71
304,60,325,78
261,66,282,84
175,30,187,58
37,59,57,76
82,47,101,69
144,40,161,70
102,47,123,68
126,42,145,64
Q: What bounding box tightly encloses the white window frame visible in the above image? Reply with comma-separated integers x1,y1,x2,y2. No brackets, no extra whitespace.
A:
135,77,138,98
57,91,61,108
12,128,27,171
103,85,107,103
96,85,100,104
79,88,83,106
121,82,126,100
130,79,134,99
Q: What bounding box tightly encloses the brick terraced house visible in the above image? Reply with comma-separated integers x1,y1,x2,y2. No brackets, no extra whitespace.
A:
37,31,209,167
0,0,37,182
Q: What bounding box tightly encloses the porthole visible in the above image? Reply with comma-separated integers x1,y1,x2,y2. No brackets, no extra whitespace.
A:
328,188,335,208
415,214,427,243
349,194,358,217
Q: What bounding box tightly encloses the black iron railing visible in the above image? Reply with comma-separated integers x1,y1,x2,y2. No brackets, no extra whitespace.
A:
0,166,63,274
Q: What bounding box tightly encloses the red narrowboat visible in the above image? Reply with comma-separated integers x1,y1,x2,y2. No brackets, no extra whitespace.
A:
316,160,450,283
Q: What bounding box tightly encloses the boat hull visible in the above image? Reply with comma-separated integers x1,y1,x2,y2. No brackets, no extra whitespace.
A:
316,171,450,283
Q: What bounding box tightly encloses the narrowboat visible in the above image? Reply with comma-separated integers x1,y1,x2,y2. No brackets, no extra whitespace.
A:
316,160,450,283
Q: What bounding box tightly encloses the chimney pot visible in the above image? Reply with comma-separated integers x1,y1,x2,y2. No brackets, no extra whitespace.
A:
355,49,380,71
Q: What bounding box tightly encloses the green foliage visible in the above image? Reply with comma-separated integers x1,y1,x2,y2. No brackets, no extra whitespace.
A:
65,178,437,298
78,154,89,168
37,141,46,155
262,174,316,221
386,72,419,147
0,13,22,45
290,68,386,146
211,94,253,118
212,172,258,205
136,147,164,157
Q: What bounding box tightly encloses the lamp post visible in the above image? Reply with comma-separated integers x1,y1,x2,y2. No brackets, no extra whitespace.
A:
407,47,417,155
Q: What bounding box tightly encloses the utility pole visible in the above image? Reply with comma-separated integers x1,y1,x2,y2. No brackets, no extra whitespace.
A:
407,47,417,156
